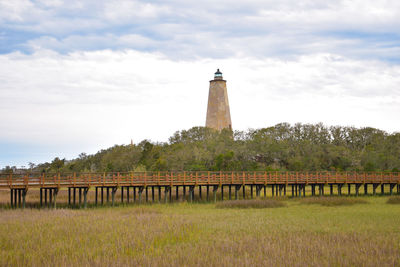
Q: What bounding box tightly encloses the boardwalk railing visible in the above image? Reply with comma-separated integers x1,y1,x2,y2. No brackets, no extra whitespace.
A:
1,171,400,189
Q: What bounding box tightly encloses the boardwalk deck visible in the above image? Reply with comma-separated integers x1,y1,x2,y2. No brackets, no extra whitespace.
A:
1,171,400,208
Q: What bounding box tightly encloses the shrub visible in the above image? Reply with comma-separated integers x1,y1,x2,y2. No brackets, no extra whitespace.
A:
387,196,400,204
299,197,368,206
216,199,286,209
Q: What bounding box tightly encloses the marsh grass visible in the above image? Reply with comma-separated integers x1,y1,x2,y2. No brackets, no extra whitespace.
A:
1,198,400,266
216,198,286,209
387,196,400,204
298,196,368,206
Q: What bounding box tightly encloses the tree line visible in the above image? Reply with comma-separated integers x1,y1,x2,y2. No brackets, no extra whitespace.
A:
2,123,400,174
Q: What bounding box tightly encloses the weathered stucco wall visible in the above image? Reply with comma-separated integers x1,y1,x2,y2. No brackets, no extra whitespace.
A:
206,79,232,130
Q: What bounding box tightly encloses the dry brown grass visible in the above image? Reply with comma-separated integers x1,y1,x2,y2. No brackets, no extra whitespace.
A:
216,198,286,209
387,196,400,204
299,196,368,206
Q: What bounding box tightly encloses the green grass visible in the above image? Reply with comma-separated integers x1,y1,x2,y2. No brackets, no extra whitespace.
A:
1,197,400,266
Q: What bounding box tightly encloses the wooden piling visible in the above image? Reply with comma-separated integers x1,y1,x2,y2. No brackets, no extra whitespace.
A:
138,187,143,204
10,189,13,208
164,187,168,203
49,189,52,206
189,186,194,203
234,185,238,200
83,188,88,209
373,184,378,195
95,187,98,206
127,187,129,203
355,184,361,196
213,185,218,203
107,187,110,203
44,189,47,206
79,188,82,207
53,188,58,209
199,186,202,200
22,189,27,209
68,188,71,206
111,187,117,206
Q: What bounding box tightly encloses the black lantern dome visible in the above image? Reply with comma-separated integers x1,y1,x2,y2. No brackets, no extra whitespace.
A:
214,69,223,80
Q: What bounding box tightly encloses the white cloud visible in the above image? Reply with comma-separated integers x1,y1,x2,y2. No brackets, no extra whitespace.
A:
2,0,400,61
0,0,34,22
103,1,170,22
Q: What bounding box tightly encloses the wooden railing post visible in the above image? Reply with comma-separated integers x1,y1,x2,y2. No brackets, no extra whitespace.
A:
130,172,133,186
7,174,11,187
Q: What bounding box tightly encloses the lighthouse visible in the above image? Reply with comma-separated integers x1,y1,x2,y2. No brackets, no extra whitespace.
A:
206,69,232,130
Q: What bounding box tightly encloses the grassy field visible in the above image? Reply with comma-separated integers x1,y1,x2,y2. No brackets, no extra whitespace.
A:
1,196,400,266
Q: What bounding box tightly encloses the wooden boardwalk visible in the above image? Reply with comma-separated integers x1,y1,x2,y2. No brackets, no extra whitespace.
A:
1,171,400,208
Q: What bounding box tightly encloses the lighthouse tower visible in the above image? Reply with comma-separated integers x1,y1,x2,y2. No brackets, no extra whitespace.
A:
206,69,232,130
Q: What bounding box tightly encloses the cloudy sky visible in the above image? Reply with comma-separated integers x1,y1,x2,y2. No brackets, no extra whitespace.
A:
1,0,399,167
